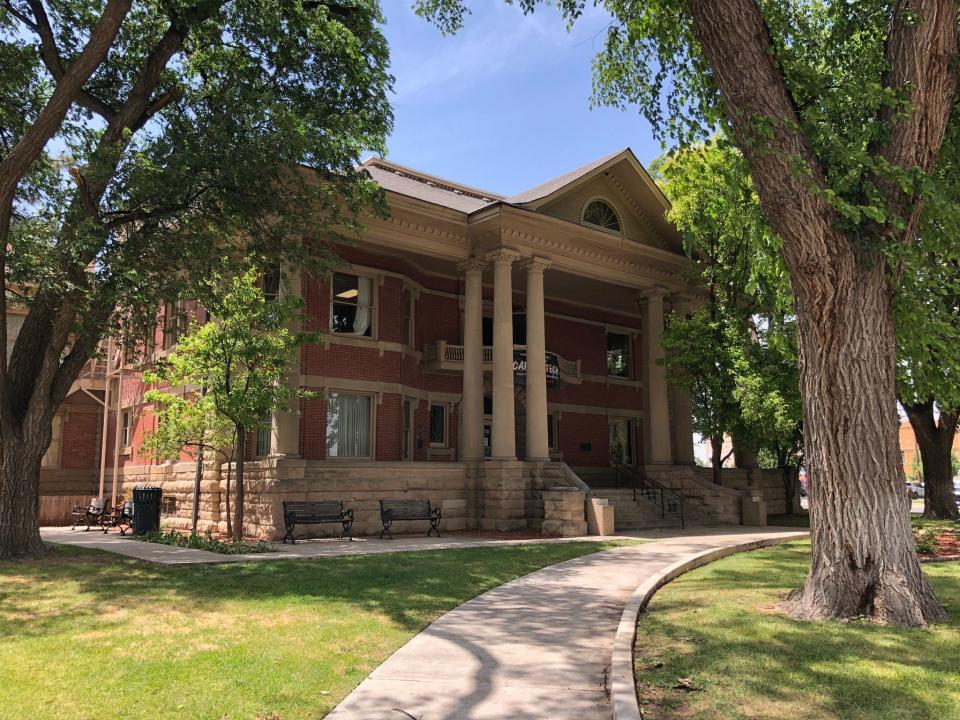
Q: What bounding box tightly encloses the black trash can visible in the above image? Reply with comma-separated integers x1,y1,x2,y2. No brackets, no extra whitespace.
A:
132,486,162,535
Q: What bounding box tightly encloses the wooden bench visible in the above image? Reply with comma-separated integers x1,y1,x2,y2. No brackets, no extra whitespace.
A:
71,498,111,533
379,499,442,539
282,501,354,544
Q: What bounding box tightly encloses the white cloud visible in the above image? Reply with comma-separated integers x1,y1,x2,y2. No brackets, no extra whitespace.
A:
388,1,612,106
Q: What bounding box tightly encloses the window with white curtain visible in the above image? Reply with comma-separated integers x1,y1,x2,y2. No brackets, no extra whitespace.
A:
326,392,372,458
331,273,374,337
6,313,24,361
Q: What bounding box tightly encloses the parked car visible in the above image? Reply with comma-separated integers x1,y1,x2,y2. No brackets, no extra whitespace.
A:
906,482,925,499
954,481,960,503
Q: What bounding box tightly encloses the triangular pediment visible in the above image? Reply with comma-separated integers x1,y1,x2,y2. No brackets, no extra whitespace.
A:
504,149,683,254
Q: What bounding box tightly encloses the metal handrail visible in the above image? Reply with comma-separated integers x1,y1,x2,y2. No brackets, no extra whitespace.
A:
614,463,684,528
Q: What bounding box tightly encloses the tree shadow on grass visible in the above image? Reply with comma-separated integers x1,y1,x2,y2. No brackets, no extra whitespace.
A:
0,541,617,640
635,543,960,720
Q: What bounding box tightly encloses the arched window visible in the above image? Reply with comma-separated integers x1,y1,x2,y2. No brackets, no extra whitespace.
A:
582,199,622,233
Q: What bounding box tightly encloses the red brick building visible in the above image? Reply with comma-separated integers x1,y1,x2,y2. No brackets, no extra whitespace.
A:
42,150,788,536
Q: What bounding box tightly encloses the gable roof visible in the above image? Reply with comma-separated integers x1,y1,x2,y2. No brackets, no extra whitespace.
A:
360,150,680,249
502,149,626,205
361,157,502,213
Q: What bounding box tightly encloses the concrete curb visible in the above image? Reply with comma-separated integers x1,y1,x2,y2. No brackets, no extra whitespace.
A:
610,531,809,720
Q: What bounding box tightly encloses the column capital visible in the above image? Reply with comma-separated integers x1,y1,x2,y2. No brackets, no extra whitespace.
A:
485,247,522,266
457,258,487,275
638,286,670,301
519,256,552,274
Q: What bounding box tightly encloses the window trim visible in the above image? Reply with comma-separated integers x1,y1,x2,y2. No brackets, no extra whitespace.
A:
120,410,132,449
325,390,375,460
581,197,623,235
330,270,377,339
547,413,559,453
401,286,415,347
255,412,272,458
429,402,449,448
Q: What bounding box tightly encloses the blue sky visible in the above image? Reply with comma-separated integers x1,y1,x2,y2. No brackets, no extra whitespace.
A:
377,2,665,196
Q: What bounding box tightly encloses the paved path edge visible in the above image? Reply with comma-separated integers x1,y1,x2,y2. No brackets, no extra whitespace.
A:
610,531,809,720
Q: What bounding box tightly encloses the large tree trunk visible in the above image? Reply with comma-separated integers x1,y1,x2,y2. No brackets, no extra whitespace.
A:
233,425,245,541
904,401,959,520
787,265,944,626
687,0,956,626
0,430,50,559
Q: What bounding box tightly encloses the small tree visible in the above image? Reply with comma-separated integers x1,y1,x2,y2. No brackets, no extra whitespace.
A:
733,317,804,512
147,265,317,540
140,382,234,534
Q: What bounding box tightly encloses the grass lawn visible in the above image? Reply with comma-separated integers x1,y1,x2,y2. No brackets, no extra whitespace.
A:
634,541,960,720
0,540,629,720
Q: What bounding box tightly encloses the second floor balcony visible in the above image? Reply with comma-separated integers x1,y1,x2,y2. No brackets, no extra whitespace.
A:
424,340,582,385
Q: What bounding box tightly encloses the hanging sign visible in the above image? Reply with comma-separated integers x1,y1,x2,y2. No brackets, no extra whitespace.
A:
513,350,560,388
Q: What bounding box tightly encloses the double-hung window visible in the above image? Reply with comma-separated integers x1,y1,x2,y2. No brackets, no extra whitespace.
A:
326,392,372,458
429,402,448,448
401,288,414,346
606,332,632,378
120,411,132,448
256,412,272,457
331,273,374,337
163,299,189,350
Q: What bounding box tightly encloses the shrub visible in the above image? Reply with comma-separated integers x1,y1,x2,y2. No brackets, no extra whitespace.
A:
134,528,275,555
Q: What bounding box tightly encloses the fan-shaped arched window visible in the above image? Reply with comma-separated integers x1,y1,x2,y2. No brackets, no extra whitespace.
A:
582,199,622,233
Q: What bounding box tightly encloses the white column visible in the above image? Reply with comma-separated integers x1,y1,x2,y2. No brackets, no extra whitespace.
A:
642,288,672,464
522,257,551,462
459,259,486,461
272,267,301,456
669,296,695,464
487,248,521,460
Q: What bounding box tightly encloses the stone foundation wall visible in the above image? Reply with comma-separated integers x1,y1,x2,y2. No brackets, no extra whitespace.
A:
644,465,745,526
108,458,595,540
116,458,472,540
235,459,473,538
697,467,794,516
541,487,587,537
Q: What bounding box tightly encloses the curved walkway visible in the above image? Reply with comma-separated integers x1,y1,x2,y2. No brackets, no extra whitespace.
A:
327,527,807,720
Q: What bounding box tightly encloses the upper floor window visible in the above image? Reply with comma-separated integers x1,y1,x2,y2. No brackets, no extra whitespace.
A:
262,265,281,301
607,331,632,378
120,410,132,448
331,272,374,337
163,298,189,350
401,287,414,346
582,199,622,233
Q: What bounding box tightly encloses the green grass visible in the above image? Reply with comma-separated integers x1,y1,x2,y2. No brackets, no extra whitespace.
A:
0,540,630,720
634,541,960,720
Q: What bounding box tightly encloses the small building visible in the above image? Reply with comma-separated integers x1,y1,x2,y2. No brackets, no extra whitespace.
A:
42,149,792,536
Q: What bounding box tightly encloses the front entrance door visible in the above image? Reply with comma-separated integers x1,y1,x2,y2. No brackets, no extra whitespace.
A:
401,398,413,460
610,418,633,466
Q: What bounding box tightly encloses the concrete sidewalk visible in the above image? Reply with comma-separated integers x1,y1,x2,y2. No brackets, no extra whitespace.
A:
41,526,631,565
326,527,808,720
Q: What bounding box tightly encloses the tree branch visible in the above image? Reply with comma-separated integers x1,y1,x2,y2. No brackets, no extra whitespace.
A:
25,0,119,121
874,0,959,239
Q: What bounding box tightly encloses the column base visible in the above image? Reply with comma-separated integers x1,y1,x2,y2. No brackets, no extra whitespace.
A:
479,460,526,531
